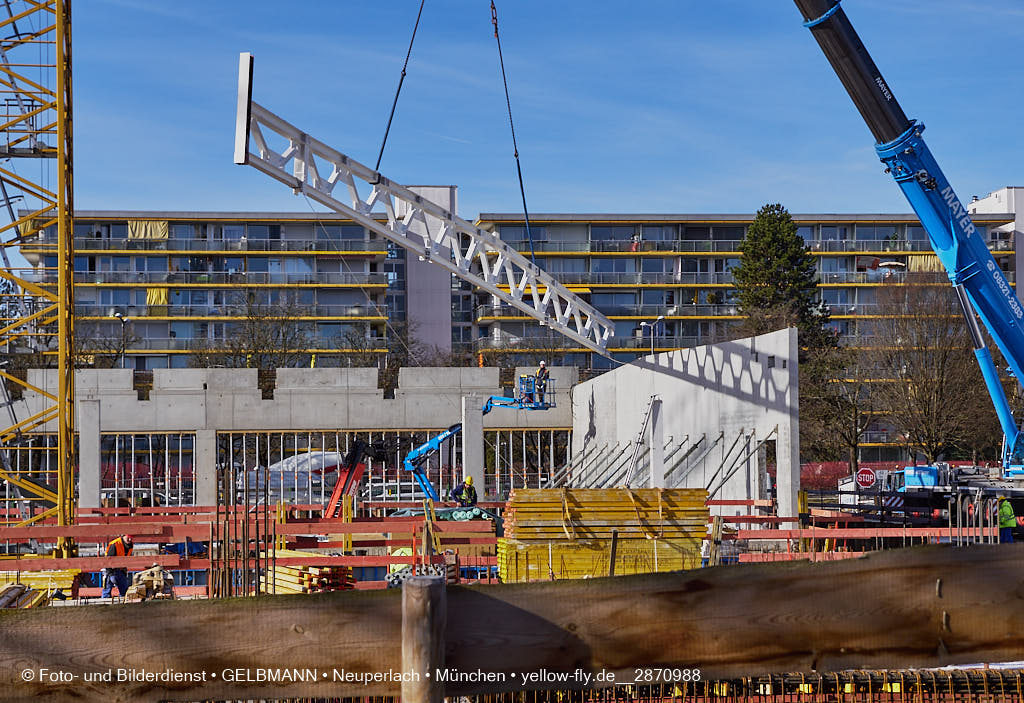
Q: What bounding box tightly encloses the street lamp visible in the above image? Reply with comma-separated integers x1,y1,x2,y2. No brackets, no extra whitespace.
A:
111,310,129,369
640,315,665,357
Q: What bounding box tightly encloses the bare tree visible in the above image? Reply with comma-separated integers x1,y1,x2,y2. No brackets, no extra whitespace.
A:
75,321,142,369
188,292,313,369
800,349,876,472
866,274,999,463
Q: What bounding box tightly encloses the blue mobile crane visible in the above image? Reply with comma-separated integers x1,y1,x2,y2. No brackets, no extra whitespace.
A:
794,0,1024,485
402,375,554,501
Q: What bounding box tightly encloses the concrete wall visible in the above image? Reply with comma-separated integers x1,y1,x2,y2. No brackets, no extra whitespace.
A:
401,185,457,355
25,366,575,433
21,366,577,506
570,329,799,521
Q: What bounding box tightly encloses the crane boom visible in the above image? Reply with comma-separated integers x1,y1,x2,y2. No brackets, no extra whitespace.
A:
233,53,613,357
794,0,1024,474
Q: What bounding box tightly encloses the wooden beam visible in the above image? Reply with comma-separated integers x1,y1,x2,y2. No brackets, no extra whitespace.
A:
402,576,446,703
1,545,1023,702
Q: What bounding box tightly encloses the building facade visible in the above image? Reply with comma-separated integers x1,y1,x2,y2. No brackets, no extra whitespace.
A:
16,192,1020,462
472,211,1018,368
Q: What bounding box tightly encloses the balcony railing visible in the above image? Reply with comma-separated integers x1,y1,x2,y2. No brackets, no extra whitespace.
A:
606,335,701,349
477,303,739,319
819,270,1016,284
65,271,387,286
503,240,743,253
26,236,387,253
125,337,388,351
76,304,387,318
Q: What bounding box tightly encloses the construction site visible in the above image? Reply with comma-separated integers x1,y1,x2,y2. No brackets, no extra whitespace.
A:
2,2,1024,702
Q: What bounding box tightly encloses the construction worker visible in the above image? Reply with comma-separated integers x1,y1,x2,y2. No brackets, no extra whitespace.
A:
449,475,477,507
535,360,549,404
101,534,133,598
999,496,1016,543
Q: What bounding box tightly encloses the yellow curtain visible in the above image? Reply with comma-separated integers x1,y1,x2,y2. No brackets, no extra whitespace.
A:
146,287,168,315
907,254,942,272
128,220,169,240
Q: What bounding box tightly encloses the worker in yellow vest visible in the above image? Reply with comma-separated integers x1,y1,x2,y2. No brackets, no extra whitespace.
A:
102,534,133,598
999,496,1017,544
449,475,477,507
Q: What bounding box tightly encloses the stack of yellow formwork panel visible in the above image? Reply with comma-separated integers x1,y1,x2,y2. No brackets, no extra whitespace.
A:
498,488,708,582
260,550,354,594
0,569,79,605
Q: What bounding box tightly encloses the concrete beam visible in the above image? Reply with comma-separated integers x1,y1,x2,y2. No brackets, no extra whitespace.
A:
76,399,101,509
195,430,217,506
461,395,485,495
648,398,664,488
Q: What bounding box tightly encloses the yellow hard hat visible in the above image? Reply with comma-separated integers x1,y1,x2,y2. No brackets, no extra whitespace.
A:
465,475,473,486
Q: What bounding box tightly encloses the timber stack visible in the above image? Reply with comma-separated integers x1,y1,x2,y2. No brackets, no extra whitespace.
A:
498,488,708,581
260,549,355,594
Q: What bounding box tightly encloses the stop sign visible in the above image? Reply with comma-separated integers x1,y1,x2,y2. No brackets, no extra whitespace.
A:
856,467,876,489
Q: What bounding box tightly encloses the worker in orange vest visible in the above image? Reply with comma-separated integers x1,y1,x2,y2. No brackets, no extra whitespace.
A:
101,534,133,598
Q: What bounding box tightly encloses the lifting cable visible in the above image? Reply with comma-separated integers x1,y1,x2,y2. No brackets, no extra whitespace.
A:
374,0,427,173
490,1,537,265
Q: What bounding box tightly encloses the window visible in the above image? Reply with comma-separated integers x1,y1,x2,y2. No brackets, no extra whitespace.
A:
590,258,636,273
796,226,814,243
499,225,546,242
820,257,850,272
99,289,131,306
223,225,245,241
542,257,586,274
682,226,710,241
641,258,670,274
590,226,636,242
855,224,899,241
682,258,711,273
821,289,849,305
246,257,268,273
318,224,365,241
820,225,848,242
641,289,674,306
712,226,744,240
109,224,128,239
592,292,637,308
170,224,196,240
642,225,677,241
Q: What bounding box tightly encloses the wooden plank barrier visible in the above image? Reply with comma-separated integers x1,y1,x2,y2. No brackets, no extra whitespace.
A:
1,545,1023,701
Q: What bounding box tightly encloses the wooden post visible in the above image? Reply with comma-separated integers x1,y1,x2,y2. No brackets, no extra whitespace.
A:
402,575,446,703
608,529,619,576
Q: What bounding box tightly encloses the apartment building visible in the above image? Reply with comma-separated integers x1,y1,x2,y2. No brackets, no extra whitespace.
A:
472,211,1018,368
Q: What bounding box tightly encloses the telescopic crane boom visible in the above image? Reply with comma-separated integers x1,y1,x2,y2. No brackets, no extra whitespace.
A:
793,0,1024,476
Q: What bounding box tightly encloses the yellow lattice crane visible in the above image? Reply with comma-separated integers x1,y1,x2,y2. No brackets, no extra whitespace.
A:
0,0,75,556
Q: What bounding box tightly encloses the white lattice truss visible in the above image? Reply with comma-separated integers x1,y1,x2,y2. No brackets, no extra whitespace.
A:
233,54,612,357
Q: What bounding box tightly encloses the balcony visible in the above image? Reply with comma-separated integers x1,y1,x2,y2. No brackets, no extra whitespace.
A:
477,302,739,319
26,235,387,253
503,240,743,253
66,271,387,286
75,304,387,318
819,270,1015,285
126,337,388,351
606,335,701,350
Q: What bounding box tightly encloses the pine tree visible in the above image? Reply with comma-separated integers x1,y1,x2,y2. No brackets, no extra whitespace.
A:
731,202,830,343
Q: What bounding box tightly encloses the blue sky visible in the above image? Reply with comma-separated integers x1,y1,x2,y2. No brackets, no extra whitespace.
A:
72,0,1023,219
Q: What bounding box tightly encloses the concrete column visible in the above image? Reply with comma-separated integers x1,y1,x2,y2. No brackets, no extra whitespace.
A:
77,399,101,508
195,429,218,506
777,327,801,527
648,398,664,488
461,395,485,495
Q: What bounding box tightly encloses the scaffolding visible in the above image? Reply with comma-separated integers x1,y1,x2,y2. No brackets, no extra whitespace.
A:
0,1,75,556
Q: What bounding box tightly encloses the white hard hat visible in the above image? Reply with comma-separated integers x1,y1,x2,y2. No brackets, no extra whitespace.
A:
539,360,546,366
